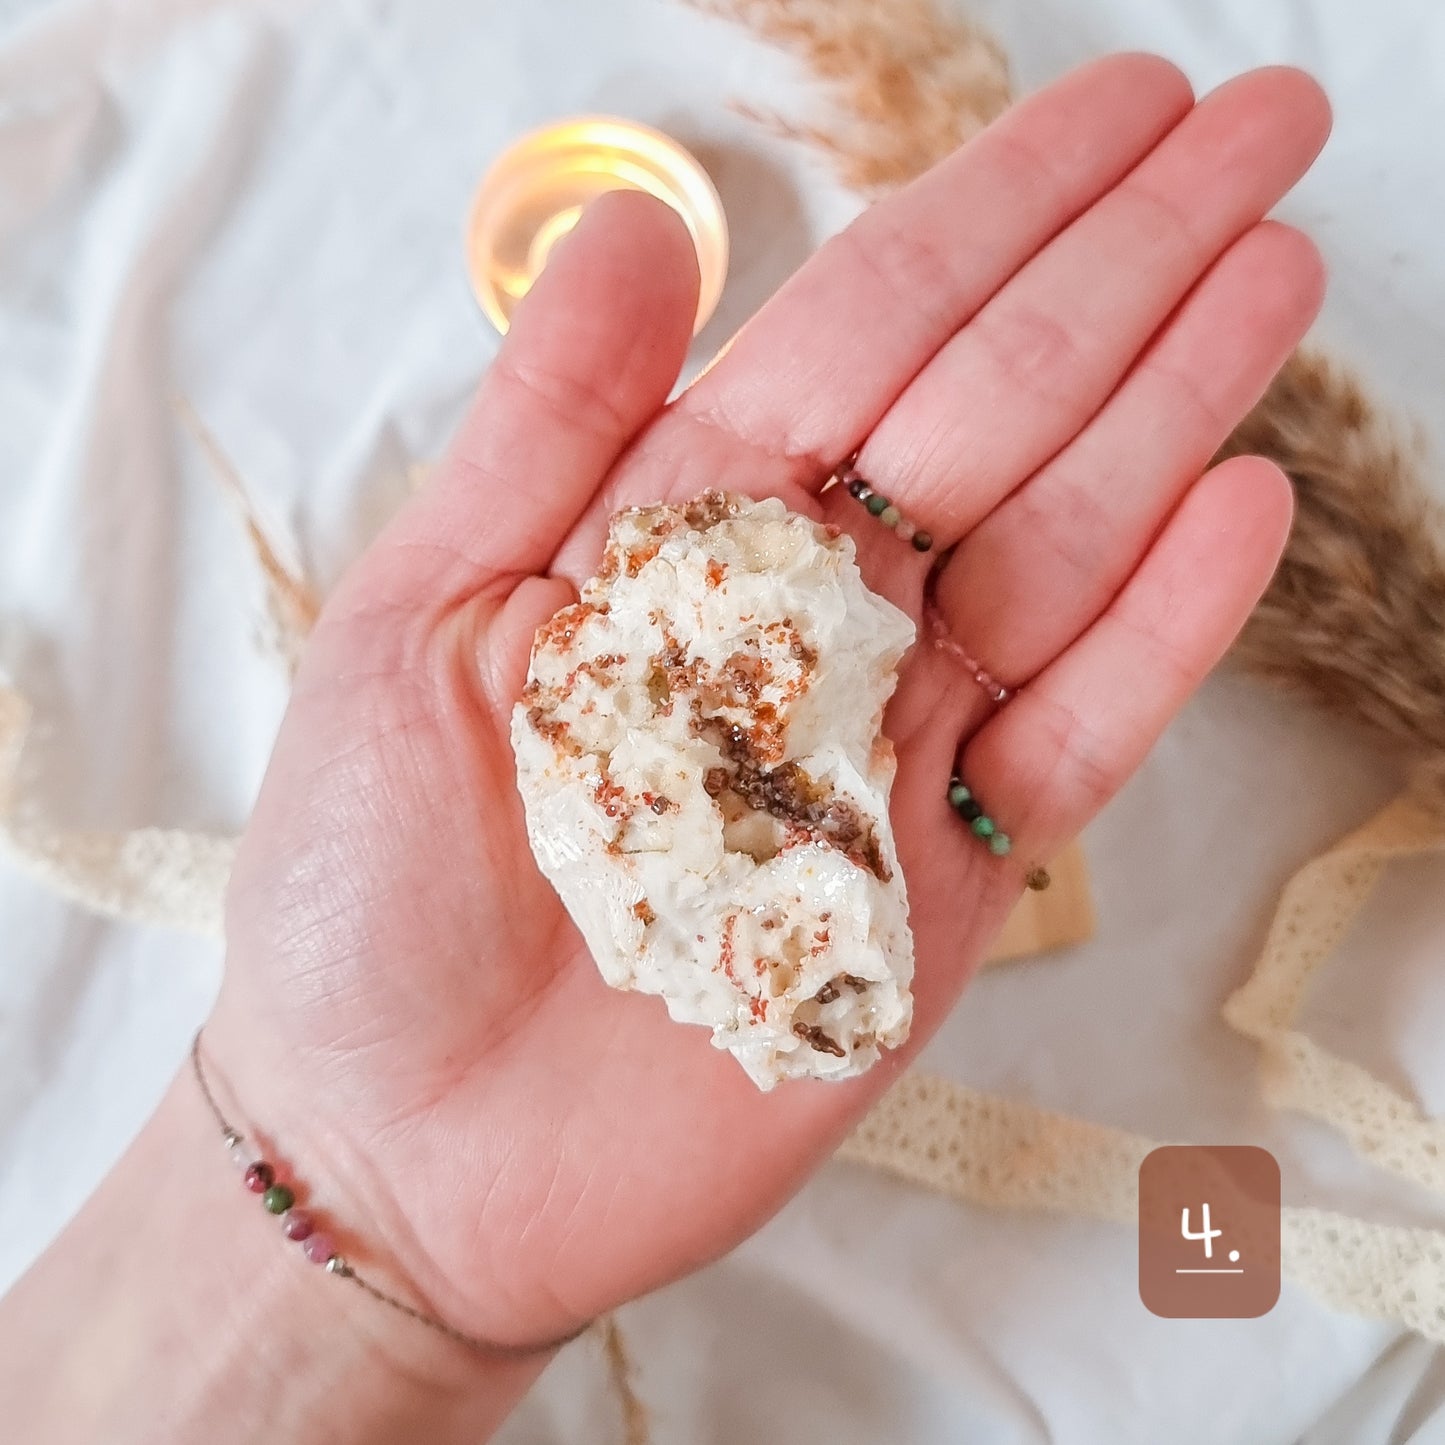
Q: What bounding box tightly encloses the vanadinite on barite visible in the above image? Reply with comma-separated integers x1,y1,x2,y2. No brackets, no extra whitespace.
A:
510,490,917,1090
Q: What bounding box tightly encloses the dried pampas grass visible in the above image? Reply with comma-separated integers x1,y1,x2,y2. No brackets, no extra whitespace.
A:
686,0,1008,193
703,0,1445,813
1216,352,1445,808
596,1315,651,1445
174,396,319,677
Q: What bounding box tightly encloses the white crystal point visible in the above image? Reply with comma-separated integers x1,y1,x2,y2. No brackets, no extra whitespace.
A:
510,491,917,1090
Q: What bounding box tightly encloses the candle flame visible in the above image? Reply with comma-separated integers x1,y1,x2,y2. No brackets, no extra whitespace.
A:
467,117,729,336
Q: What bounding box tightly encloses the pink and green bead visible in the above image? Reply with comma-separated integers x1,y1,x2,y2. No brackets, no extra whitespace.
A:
227,1134,341,1269
843,475,933,552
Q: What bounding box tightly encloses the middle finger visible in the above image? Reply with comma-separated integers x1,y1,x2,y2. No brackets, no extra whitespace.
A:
850,65,1330,546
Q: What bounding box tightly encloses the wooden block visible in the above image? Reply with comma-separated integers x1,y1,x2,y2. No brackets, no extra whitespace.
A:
982,840,1095,965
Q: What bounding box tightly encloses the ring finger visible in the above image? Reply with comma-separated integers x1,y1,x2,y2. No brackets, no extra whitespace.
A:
826,215,1322,754
928,218,1323,697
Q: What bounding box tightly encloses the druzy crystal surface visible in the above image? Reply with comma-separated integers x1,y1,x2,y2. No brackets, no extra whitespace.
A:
511,491,916,1089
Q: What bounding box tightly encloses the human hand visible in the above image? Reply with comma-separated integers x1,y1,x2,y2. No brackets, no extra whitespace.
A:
209,54,1330,1354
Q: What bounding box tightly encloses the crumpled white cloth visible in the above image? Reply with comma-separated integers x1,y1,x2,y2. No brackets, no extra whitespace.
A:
4,1,1445,1441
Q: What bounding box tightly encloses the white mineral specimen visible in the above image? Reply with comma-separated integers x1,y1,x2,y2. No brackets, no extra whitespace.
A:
510,491,917,1089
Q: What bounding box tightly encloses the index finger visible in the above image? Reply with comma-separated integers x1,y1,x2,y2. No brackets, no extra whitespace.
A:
656,53,1195,489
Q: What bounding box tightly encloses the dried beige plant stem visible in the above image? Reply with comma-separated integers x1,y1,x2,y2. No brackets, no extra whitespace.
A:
594,1314,651,1445
1215,351,1445,811
173,395,320,674
686,0,1011,194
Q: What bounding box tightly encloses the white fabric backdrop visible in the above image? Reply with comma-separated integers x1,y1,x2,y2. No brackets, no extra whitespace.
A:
2,0,1444,1440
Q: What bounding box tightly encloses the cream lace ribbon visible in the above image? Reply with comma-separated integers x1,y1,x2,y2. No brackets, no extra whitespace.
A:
0,688,235,934
5,679,1445,1343
837,794,1445,1341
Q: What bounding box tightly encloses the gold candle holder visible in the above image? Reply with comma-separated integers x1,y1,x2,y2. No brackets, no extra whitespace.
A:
466,117,729,336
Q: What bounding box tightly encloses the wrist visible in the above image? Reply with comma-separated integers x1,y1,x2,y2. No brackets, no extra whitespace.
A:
0,1057,554,1444
199,990,595,1355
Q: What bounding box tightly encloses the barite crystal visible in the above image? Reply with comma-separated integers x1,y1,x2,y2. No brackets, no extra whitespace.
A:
510,491,917,1090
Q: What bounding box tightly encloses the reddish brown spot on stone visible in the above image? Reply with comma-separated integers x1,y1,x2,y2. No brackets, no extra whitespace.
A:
719,913,740,986
536,601,604,652
593,774,629,820
680,490,741,531
523,692,581,757
624,541,662,577
793,1021,845,1057
717,648,772,701
692,727,892,883
564,652,627,690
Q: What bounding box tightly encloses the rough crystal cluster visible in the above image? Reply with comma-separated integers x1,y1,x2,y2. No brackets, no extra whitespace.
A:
510,491,916,1089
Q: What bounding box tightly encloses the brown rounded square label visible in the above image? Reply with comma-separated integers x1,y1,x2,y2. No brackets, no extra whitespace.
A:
1138,1145,1280,1319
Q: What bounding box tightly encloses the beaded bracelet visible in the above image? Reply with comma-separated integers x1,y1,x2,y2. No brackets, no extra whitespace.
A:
190,1032,588,1359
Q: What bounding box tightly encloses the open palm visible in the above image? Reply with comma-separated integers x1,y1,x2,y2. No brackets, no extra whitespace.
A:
210,55,1329,1350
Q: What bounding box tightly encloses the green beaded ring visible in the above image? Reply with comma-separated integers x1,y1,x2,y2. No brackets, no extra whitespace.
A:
947,775,1046,886
838,466,934,552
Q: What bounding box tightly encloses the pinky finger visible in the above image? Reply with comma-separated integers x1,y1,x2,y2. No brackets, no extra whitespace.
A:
959,454,1294,866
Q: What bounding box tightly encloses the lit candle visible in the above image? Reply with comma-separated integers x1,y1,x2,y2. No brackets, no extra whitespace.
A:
466,117,729,336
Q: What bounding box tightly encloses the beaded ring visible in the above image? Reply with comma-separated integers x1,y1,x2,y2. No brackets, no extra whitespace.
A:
834,456,934,552
947,777,1012,856
928,608,1013,706
833,458,1052,891
948,777,1051,891
836,459,1013,705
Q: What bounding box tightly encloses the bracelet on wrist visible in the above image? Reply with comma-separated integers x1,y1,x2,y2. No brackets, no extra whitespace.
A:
190,1030,591,1359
